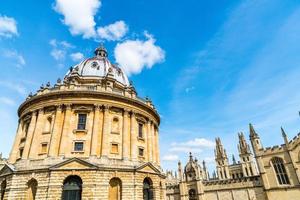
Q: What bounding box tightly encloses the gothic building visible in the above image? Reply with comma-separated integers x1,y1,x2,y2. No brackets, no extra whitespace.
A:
0,46,165,200
166,124,300,200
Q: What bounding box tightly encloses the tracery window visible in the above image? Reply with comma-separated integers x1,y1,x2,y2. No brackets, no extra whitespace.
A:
188,189,196,200
62,176,82,200
77,114,87,130
271,157,290,185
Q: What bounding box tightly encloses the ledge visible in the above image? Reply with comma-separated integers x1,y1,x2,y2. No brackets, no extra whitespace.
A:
73,129,88,134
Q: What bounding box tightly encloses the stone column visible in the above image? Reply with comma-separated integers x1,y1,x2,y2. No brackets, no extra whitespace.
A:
59,104,72,156
29,108,45,158
101,105,110,157
155,126,160,165
91,104,101,156
130,111,137,161
147,120,153,162
9,120,23,163
49,104,63,157
22,111,38,159
122,109,130,160
151,122,156,163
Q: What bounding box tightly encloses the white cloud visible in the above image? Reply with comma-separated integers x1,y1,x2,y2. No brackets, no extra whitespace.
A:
1,49,25,68
97,20,128,41
170,138,214,153
49,39,74,61
0,15,18,38
114,33,165,75
54,0,101,38
0,81,27,96
0,97,15,106
162,154,179,161
70,52,84,62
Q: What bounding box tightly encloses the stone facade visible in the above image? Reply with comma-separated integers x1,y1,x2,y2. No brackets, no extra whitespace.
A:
166,124,300,200
0,46,165,200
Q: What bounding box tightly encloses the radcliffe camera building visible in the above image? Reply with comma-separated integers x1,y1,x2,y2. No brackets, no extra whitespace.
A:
0,46,164,200
1,46,300,200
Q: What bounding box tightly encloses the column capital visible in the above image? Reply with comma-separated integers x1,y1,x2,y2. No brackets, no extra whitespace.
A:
64,103,72,110
55,104,63,111
31,110,38,116
103,104,110,111
123,108,131,115
94,104,102,110
38,108,44,114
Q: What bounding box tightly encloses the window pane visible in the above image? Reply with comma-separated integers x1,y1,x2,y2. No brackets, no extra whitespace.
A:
77,114,87,130
138,123,143,138
74,142,84,151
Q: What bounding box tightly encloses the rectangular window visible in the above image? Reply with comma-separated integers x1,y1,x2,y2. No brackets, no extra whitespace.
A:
74,142,84,151
77,114,87,130
41,143,48,153
138,123,143,138
138,147,144,157
111,143,119,154
24,122,30,137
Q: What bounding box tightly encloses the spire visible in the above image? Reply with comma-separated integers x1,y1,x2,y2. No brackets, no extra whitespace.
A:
281,127,289,146
238,132,251,154
202,160,206,169
232,154,236,164
189,152,193,161
94,43,108,57
249,123,258,138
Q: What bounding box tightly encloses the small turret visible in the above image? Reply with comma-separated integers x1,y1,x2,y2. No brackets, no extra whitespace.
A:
249,123,263,154
281,127,289,147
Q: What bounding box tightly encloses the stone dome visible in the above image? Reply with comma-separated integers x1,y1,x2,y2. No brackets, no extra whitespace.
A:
65,45,129,86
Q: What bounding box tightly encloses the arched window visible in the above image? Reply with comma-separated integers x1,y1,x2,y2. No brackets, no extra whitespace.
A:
1,180,6,200
188,189,196,200
108,178,122,200
112,117,120,133
62,176,82,200
143,178,153,200
271,157,290,185
27,179,38,200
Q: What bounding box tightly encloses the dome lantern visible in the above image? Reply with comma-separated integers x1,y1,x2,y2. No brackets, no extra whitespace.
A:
94,44,108,57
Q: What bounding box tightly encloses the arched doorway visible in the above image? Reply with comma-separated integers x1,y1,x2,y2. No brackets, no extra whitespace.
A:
1,180,6,200
143,178,153,200
188,189,197,200
108,177,122,200
26,178,38,200
62,175,82,200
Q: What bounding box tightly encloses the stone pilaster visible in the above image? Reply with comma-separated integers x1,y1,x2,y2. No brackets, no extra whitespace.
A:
151,122,156,163
9,120,23,163
155,126,160,165
101,105,110,157
147,120,153,162
49,104,63,157
22,111,38,159
122,109,130,160
59,104,72,156
29,108,45,158
91,104,101,156
130,111,137,161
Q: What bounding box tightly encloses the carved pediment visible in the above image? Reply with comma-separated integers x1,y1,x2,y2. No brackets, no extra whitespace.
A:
136,162,161,174
50,158,98,170
0,164,15,177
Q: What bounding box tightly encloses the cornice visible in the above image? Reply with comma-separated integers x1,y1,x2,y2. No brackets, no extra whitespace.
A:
18,90,160,124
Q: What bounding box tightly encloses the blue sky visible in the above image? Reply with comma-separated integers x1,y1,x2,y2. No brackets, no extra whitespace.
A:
1,0,300,173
